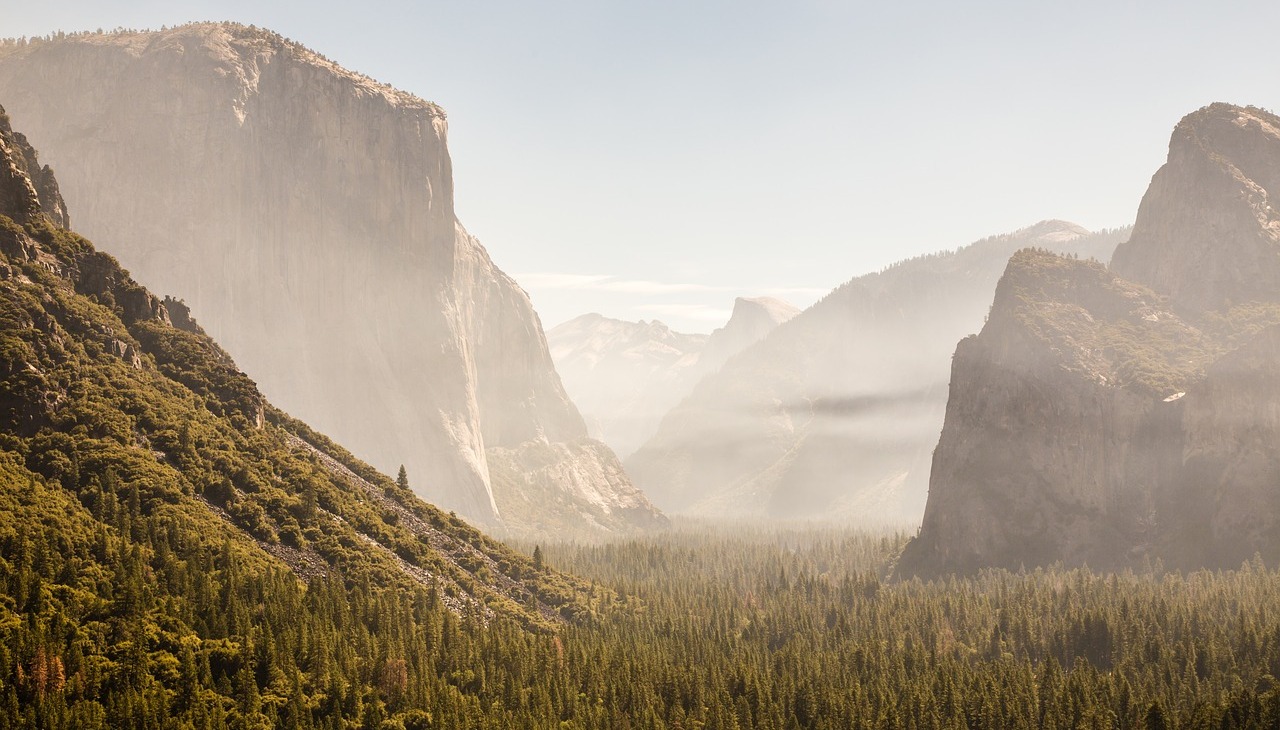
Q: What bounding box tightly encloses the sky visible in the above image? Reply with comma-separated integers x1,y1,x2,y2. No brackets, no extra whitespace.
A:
6,1,1280,332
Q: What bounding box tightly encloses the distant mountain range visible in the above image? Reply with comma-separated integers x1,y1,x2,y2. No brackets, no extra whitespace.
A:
626,221,1128,524
548,296,798,456
0,23,664,538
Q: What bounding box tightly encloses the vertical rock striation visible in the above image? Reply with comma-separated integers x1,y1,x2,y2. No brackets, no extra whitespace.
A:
0,24,663,535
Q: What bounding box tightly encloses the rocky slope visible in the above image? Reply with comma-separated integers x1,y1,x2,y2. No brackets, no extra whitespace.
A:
0,101,595,629
900,104,1280,575
627,221,1126,524
547,297,796,457
0,24,663,536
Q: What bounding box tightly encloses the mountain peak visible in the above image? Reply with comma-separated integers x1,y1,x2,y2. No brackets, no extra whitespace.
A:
698,296,800,375
1,23,445,119
0,103,68,228
729,296,801,324
1019,219,1090,244
1111,102,1280,312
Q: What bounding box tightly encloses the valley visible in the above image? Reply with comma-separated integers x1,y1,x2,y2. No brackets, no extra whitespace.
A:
0,11,1279,729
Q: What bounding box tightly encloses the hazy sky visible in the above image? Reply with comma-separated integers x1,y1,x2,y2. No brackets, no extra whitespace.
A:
7,1,1280,332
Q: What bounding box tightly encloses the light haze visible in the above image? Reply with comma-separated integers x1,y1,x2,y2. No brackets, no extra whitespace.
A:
6,0,1279,332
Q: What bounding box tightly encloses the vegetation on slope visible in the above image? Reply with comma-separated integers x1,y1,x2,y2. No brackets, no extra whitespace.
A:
998,249,1280,398
543,526,1280,729
0,138,600,724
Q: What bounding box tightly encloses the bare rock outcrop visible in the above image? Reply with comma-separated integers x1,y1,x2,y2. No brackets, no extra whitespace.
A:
902,104,1280,576
488,438,670,537
1111,104,1280,313
698,297,800,375
898,251,1201,575
0,24,662,534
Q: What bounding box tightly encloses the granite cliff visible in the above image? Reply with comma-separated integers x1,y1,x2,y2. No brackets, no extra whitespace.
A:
0,101,593,631
547,296,796,457
1111,103,1280,313
627,222,1126,523
698,297,801,376
0,24,664,536
900,104,1280,575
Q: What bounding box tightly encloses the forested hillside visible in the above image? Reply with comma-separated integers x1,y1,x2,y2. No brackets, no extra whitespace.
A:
0,104,599,727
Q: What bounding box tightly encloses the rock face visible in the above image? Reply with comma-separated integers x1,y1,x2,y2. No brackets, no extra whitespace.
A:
0,24,664,535
547,297,796,457
0,105,68,228
1111,104,1280,313
900,104,1280,576
627,221,1126,523
699,297,800,375
488,439,672,538
0,109,592,630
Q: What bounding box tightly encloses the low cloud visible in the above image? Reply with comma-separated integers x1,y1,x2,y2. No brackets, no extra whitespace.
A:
516,272,832,300
632,303,734,322
516,273,722,295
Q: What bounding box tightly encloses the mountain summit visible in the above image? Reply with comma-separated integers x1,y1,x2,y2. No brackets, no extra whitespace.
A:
1111,104,1280,313
0,23,663,536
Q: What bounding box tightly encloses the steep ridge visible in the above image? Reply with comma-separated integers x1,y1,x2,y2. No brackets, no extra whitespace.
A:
901,104,1280,576
627,221,1126,524
547,297,796,457
0,23,663,536
0,101,594,629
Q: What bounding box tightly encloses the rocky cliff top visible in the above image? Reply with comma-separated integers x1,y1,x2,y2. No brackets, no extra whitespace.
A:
699,296,799,371
1111,103,1280,312
0,22,444,118
720,296,801,333
989,249,1215,398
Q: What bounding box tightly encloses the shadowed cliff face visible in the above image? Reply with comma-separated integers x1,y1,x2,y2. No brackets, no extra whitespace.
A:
901,104,1280,577
626,221,1126,525
899,252,1199,575
0,24,663,535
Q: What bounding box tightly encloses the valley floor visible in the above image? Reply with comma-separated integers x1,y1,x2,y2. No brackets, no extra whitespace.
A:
7,517,1280,728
